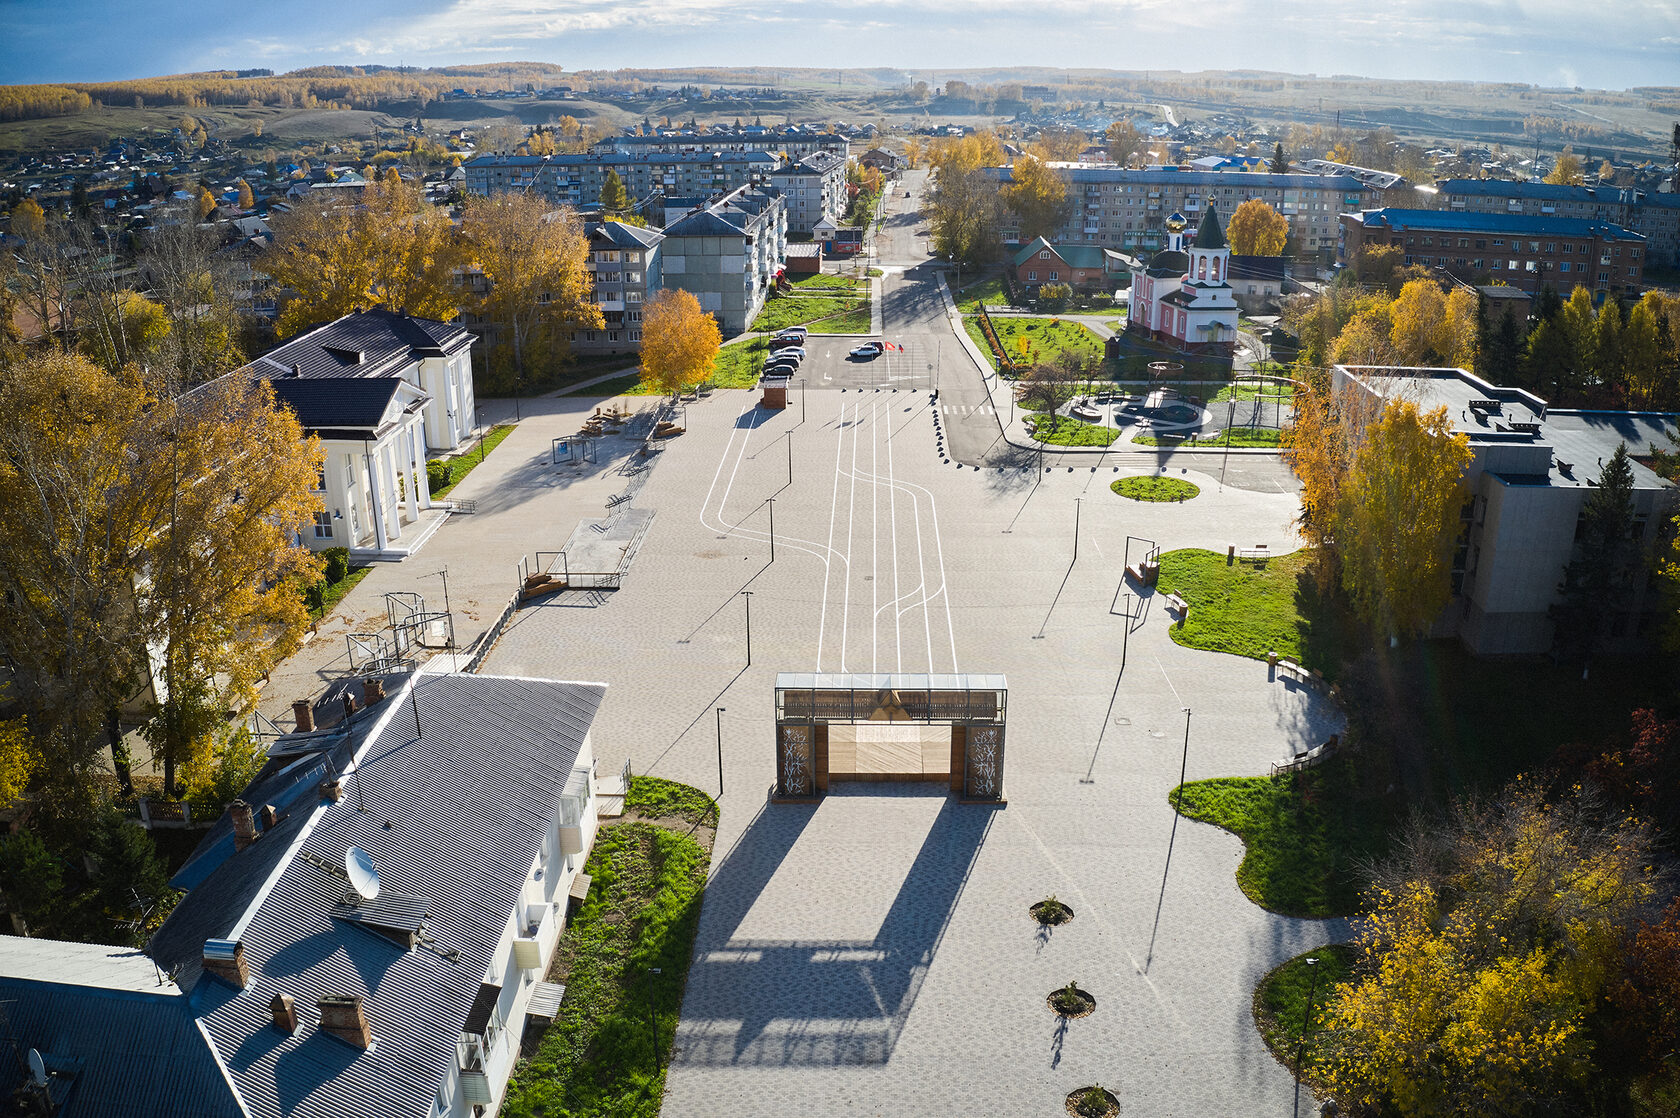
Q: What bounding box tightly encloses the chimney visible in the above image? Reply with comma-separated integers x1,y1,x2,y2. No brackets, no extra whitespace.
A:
362,677,386,708
230,800,257,852
320,777,344,803
316,995,372,1049
292,700,315,732
259,804,279,830
341,693,356,722
202,939,249,988
271,993,297,1034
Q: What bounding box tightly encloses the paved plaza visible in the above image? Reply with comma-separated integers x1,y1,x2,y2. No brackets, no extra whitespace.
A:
481,366,1346,1114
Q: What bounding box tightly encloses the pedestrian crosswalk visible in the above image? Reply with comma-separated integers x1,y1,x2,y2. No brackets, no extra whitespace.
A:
940,403,997,416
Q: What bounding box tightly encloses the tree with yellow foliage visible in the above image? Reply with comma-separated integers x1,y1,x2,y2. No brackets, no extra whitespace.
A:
1322,783,1659,1116
638,289,720,397
459,192,599,390
1545,146,1586,185
1002,153,1070,244
901,137,923,169
1336,397,1472,636
1225,198,1288,256
0,719,39,810
195,186,216,221
235,179,255,209
263,176,462,336
1386,278,1477,367
1331,304,1400,367
11,197,45,240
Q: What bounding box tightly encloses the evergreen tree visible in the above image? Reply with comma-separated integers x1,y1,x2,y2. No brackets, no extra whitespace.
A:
92,809,168,942
600,168,630,214
1552,443,1637,659
1271,142,1288,174
1592,299,1625,398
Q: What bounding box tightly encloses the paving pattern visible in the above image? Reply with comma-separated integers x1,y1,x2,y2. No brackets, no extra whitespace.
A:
482,367,1347,1116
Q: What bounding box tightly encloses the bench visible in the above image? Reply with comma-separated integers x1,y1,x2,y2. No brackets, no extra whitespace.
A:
1236,545,1270,562
1162,592,1190,621
605,491,632,510
1275,658,1310,684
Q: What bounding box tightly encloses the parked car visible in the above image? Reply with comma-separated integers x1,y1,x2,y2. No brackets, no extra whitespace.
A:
769,335,803,351
774,326,808,340
767,346,805,362
850,341,885,359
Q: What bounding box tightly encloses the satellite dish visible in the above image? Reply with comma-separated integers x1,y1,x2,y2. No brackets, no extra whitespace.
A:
27,1048,46,1087
345,846,380,900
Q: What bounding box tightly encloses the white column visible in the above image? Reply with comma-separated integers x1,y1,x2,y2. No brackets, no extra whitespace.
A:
414,424,431,511
365,450,388,552
381,443,403,541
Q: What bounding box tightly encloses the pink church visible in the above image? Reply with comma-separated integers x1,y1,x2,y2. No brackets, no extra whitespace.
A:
1126,207,1239,357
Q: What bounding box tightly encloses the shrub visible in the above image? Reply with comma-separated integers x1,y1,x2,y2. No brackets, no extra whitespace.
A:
1090,292,1113,308
426,459,452,493
323,547,350,585
304,580,326,614
1039,282,1072,311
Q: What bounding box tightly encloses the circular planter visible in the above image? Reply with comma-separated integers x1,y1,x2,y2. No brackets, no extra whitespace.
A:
1048,985,1096,1019
1111,476,1200,503
1065,1085,1119,1118
1030,899,1074,926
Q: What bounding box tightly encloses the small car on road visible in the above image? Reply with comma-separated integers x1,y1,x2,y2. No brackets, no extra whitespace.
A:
849,341,885,359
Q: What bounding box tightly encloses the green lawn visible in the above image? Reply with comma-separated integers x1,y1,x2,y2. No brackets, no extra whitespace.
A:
954,276,1009,312
623,775,718,828
432,424,516,499
791,273,867,296
1212,381,1296,403
750,296,870,334
1026,413,1118,447
1172,761,1391,917
500,783,712,1118
1253,944,1357,1078
1112,475,1199,502
989,316,1106,370
1133,426,1281,448
311,565,372,621
1156,548,1331,668
594,339,778,397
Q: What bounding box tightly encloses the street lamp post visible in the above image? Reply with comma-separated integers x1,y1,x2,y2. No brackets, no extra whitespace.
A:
1073,498,1082,563
742,590,753,666
1174,707,1191,812
1295,956,1320,1087
767,497,776,563
715,707,726,799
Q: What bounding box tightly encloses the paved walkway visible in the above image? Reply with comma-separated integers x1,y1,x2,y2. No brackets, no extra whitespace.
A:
480,374,1345,1116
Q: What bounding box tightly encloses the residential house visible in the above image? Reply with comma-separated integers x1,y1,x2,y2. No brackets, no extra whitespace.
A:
859,148,904,175
1126,208,1239,355
1010,236,1128,293
660,186,788,335
768,151,849,235
1335,365,1676,654
1337,208,1646,299
148,671,608,1118
1227,255,1287,311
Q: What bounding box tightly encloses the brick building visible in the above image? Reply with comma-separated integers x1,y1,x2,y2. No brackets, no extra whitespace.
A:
1338,208,1646,299
1009,237,1128,292
1430,179,1680,269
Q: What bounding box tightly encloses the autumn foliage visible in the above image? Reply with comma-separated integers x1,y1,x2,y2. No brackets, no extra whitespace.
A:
1225,198,1289,256
638,289,721,397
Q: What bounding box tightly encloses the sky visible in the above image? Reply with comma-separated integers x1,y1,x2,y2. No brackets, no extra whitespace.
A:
2,0,1677,91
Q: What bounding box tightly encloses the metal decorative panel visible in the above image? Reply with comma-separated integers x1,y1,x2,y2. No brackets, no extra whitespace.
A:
964,724,1004,800
778,724,814,797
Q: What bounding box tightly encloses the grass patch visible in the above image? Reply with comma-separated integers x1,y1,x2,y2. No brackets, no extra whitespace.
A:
1172,761,1391,917
750,296,868,333
624,775,718,828
1133,426,1281,448
583,372,646,398
989,316,1105,370
311,565,372,621
1026,413,1119,447
1112,475,1199,502
431,424,516,498
791,273,867,295
595,339,778,397
954,276,1009,312
501,816,711,1118
1155,547,1355,671
1213,381,1296,403
1254,944,1357,1077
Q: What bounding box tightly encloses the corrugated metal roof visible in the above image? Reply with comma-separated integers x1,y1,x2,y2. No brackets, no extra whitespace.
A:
157,672,604,1118
1348,207,1645,241
0,976,244,1118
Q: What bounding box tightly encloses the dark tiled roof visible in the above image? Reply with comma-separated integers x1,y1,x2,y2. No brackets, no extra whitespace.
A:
163,673,605,1118
0,977,243,1118
1193,205,1226,249
587,220,663,249
1228,254,1285,281
250,309,471,382
1145,249,1189,278
269,376,414,434
664,208,750,237
1435,178,1674,208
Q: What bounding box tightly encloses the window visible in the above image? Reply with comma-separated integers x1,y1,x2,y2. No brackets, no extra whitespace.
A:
1048,271,1058,281
313,469,326,492
1040,250,1051,260
313,511,333,539
1526,261,1538,272
1509,259,1520,271
1560,261,1570,272
1028,270,1037,281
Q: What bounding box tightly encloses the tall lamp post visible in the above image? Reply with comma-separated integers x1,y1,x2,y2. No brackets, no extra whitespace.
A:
715,707,726,799
1294,956,1320,1088
742,590,753,666
1174,707,1192,812
766,498,776,563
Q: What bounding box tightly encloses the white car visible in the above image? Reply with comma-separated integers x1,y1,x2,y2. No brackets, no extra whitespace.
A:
850,341,885,359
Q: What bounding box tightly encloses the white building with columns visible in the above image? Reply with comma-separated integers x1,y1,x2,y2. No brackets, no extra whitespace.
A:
233,308,480,559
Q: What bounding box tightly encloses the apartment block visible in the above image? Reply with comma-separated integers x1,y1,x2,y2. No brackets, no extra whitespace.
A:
768,151,850,235
1430,179,1680,269
659,186,787,336
463,150,779,212
989,166,1371,257
1338,208,1646,298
